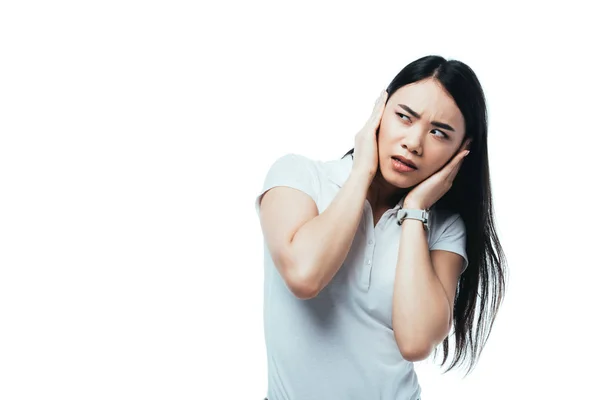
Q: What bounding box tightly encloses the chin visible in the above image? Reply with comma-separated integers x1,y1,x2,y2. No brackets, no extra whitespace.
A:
380,168,418,189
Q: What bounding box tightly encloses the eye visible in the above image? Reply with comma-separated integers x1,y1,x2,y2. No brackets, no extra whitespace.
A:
396,112,410,121
432,129,449,139
396,112,449,139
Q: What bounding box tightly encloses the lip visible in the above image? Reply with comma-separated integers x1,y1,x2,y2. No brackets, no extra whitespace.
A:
391,155,418,169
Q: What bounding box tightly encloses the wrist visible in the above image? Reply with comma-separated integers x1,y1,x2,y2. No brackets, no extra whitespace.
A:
349,168,375,188
400,217,429,232
402,200,427,210
396,208,430,232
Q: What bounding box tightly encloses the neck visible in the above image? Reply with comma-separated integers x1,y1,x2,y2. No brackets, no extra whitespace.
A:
366,168,411,210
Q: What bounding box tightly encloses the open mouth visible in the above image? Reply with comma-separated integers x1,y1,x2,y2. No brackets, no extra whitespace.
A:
392,156,417,170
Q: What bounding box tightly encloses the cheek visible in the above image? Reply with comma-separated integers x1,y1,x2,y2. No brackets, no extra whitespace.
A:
412,148,450,175
427,152,454,173
375,129,385,153
376,121,395,149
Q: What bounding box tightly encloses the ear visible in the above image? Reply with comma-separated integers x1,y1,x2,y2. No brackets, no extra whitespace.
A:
451,137,470,160
463,136,472,150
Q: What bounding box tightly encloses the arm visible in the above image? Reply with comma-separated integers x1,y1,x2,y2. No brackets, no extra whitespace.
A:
258,91,387,299
259,169,371,299
391,140,470,361
391,218,464,361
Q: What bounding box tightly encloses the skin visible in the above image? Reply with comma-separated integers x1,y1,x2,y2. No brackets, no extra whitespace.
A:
257,77,474,359
355,78,474,358
261,79,476,361
366,78,471,221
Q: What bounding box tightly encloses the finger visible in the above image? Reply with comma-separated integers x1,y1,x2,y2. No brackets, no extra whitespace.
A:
368,90,388,127
372,89,387,108
447,159,462,182
447,151,469,181
441,148,467,178
369,90,387,117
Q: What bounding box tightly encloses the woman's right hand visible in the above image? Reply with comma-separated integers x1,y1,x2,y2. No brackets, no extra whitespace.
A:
351,89,388,182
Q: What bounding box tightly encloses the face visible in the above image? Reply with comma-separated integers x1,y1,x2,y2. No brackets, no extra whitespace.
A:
377,78,467,189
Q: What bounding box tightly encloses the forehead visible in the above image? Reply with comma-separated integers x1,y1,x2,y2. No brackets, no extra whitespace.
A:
390,78,464,130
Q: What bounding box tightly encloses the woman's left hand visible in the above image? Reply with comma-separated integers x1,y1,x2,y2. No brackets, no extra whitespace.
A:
403,139,472,210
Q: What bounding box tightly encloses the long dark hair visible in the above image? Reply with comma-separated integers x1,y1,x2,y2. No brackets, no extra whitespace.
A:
345,55,507,375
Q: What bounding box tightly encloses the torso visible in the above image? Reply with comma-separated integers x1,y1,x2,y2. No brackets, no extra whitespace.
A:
259,153,463,400
372,208,388,228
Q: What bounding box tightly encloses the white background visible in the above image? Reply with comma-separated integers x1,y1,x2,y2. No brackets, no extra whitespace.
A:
1,1,599,399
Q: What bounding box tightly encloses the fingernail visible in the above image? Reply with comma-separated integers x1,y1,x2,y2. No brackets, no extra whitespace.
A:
465,151,470,156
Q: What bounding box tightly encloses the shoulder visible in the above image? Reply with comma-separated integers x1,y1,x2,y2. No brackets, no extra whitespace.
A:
274,152,331,171
256,153,325,213
268,152,318,169
261,153,322,182
265,152,349,183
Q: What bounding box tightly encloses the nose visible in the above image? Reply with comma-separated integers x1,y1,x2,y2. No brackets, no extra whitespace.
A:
401,130,423,156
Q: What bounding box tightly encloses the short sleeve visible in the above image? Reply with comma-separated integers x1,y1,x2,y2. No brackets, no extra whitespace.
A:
430,213,469,274
255,153,320,215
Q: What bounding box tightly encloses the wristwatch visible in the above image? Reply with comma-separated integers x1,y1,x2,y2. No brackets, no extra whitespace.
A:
396,208,430,232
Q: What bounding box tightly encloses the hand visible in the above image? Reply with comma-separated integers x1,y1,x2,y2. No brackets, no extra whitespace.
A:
403,138,472,210
351,89,388,181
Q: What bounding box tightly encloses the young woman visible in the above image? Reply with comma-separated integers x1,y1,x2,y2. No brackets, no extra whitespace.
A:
255,55,507,400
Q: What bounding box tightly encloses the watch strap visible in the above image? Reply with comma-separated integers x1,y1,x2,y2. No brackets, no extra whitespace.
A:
396,208,430,231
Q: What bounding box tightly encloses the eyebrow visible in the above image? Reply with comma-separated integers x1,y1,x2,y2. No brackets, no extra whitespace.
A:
398,104,456,132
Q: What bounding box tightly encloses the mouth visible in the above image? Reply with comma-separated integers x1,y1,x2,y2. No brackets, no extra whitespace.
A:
391,156,418,170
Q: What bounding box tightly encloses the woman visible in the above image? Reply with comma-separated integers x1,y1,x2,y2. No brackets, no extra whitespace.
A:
255,55,507,400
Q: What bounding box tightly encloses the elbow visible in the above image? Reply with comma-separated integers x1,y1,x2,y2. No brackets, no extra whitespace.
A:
282,263,321,300
274,249,322,299
289,284,319,300
394,333,433,362
397,342,432,362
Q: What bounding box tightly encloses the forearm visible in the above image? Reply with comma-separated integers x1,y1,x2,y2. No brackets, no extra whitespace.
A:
392,219,451,356
289,170,370,297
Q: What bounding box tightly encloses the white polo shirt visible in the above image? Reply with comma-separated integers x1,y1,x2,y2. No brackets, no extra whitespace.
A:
255,153,469,400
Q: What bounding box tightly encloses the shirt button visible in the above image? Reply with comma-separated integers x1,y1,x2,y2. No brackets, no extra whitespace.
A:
367,260,371,265
368,239,373,245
